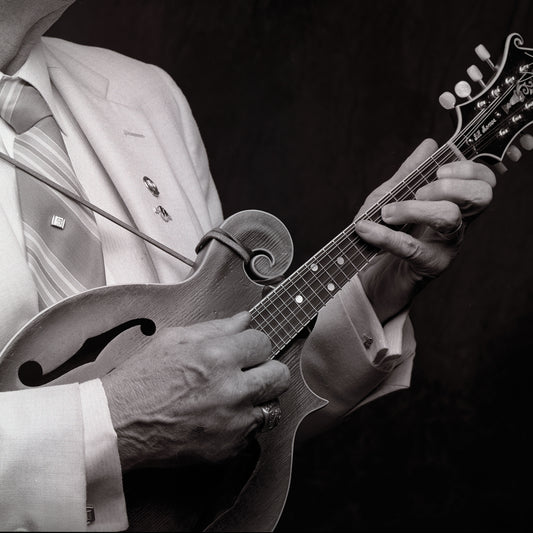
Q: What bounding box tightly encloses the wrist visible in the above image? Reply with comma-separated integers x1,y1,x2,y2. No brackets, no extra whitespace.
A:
358,255,426,323
101,373,144,472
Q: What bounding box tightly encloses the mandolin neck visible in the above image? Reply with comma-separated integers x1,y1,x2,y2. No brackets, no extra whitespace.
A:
248,142,463,356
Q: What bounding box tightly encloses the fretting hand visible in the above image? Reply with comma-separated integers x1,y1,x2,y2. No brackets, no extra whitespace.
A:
354,138,496,323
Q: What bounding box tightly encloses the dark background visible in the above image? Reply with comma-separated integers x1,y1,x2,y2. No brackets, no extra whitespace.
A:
49,1,533,531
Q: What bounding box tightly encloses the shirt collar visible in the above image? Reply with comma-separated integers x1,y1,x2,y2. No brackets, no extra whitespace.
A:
1,39,66,134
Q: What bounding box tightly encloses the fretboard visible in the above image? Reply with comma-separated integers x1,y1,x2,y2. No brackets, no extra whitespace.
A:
249,142,463,356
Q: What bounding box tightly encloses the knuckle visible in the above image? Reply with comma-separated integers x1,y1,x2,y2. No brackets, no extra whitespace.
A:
435,202,461,232
249,370,270,399
271,361,290,389
475,181,493,207
450,203,462,225
256,330,273,354
246,329,272,358
438,178,453,196
464,163,478,179
401,235,422,261
481,165,497,186
202,340,227,363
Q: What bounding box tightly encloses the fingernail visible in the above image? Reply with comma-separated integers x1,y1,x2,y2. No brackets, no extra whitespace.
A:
355,220,373,233
381,204,395,220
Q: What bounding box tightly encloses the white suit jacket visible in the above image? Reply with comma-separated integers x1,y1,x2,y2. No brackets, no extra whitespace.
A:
0,38,415,530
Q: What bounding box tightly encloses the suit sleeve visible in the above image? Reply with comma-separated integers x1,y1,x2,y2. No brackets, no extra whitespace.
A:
148,64,224,228
0,384,87,531
298,275,416,439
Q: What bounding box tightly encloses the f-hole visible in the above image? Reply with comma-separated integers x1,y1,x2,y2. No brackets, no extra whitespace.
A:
18,318,156,387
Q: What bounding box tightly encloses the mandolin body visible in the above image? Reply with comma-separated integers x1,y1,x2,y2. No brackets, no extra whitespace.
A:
0,209,328,532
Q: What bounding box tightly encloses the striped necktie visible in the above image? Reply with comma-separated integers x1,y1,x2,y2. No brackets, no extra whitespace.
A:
0,76,105,309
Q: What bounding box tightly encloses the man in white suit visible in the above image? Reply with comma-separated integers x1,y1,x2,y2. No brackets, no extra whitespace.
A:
0,0,497,530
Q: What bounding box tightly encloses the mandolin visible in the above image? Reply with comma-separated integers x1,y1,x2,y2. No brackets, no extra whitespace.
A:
1,32,533,531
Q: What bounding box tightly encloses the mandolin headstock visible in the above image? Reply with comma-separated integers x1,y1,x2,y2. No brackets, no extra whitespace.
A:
442,33,533,164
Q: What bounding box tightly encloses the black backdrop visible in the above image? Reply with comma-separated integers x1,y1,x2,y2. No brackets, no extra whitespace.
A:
48,1,533,531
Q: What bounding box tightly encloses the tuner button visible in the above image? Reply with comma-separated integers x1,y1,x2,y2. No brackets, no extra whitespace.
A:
454,80,472,99
475,44,491,61
475,44,496,70
507,145,522,162
467,65,485,87
519,133,533,150
439,91,456,110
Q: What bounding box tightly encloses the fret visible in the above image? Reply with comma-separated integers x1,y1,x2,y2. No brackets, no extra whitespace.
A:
250,306,287,350
259,286,310,333
274,280,318,322
293,268,328,308
251,302,292,340
253,296,302,340
257,298,295,341
304,257,345,296
250,142,466,356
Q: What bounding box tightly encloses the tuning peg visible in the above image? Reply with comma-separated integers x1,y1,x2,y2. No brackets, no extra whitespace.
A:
454,80,472,100
467,65,485,87
506,144,522,162
438,91,456,110
519,133,533,150
493,162,508,174
475,44,497,70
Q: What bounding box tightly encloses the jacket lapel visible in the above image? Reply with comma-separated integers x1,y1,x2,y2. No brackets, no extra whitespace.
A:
43,41,206,282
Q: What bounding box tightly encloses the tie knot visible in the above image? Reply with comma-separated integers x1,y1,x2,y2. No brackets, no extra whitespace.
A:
0,76,52,134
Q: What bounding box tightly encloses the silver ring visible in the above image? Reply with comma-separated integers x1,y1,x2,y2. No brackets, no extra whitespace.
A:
258,399,282,432
436,219,465,241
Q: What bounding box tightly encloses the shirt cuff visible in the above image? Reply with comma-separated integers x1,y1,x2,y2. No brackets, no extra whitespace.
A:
335,275,416,413
338,275,413,370
79,379,128,531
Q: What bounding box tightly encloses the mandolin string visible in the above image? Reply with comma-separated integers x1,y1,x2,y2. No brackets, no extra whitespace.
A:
251,79,523,348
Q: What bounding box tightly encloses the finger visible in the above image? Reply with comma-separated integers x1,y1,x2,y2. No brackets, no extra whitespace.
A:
170,311,251,344
235,328,273,369
436,161,496,187
415,179,493,216
202,328,272,369
382,200,462,235
390,138,439,184
355,220,436,274
357,139,438,214
242,360,290,404
249,407,267,434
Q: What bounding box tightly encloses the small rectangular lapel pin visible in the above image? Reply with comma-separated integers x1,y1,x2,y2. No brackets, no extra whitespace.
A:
50,215,66,229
